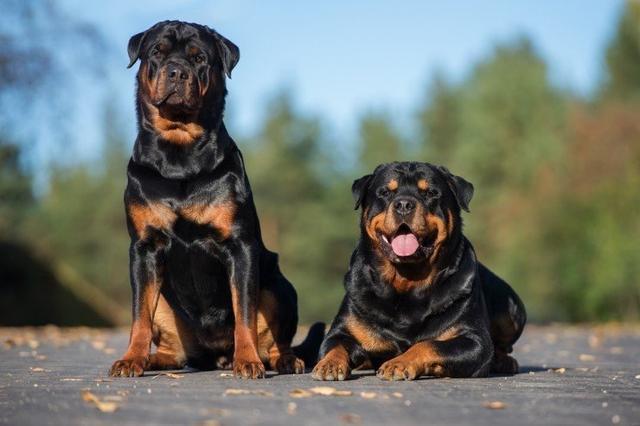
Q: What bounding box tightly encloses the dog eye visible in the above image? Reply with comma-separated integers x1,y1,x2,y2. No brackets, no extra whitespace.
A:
377,187,391,198
194,54,206,64
151,45,162,57
426,188,440,198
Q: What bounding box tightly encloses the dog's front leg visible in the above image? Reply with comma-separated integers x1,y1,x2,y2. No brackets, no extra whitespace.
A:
225,239,265,379
110,239,164,377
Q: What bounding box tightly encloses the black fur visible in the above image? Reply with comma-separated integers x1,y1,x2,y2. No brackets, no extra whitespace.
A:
110,21,322,379
313,162,526,381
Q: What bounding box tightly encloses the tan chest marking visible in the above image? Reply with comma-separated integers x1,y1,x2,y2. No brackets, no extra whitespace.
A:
128,202,177,239
180,202,236,240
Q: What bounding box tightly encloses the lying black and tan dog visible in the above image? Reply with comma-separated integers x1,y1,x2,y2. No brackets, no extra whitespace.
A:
312,162,526,381
109,20,323,379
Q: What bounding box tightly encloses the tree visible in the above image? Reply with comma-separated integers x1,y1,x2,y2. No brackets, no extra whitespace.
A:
601,1,640,102
417,72,461,165
454,37,566,195
358,111,404,173
244,91,354,322
0,143,33,239
0,0,104,165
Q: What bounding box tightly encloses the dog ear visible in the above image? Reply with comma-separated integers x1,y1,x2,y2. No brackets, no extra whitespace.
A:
436,165,474,212
127,31,148,68
352,174,373,210
211,30,240,78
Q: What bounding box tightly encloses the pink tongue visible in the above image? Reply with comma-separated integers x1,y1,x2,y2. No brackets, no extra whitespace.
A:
391,233,420,257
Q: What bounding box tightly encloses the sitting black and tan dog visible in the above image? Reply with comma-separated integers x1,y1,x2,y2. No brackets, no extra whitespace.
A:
312,162,526,381
109,21,323,379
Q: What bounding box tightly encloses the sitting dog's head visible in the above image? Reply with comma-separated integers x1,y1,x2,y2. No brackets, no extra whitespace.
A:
353,162,473,272
127,21,239,144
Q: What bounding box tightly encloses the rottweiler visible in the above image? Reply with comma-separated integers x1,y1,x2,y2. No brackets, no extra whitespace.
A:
109,20,323,379
312,162,526,381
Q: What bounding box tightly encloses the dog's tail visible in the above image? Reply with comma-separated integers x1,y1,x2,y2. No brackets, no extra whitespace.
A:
293,322,325,369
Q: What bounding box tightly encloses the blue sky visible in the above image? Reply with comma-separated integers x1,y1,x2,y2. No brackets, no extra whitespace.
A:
60,0,623,162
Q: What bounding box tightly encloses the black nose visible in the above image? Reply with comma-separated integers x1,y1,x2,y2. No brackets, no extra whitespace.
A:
393,197,416,216
167,63,189,81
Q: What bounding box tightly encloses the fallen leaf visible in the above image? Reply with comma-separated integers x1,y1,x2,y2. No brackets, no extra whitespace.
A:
218,373,234,378
579,354,596,362
360,391,377,399
483,401,507,410
224,388,273,397
91,341,106,350
289,389,313,398
81,390,119,413
635,374,640,379
309,386,352,396
553,368,566,374
340,413,362,424
102,395,124,402
287,402,297,415
30,367,45,372
391,392,403,398
61,378,83,382
151,372,184,380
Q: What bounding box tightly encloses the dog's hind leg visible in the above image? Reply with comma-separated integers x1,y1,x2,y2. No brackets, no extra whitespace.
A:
148,293,198,371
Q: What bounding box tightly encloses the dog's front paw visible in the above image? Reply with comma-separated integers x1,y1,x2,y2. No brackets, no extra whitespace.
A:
377,358,422,381
311,356,350,381
274,354,305,375
109,357,148,377
233,359,266,379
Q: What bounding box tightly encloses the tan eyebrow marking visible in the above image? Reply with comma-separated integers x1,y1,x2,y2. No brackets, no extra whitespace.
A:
417,179,429,190
387,179,399,191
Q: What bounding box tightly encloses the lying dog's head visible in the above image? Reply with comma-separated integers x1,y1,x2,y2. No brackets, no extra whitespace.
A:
353,162,473,273
127,21,239,143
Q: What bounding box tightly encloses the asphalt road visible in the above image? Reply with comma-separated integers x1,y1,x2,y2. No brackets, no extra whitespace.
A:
1,325,639,425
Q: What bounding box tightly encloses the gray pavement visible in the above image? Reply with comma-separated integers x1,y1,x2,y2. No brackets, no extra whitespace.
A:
1,325,639,425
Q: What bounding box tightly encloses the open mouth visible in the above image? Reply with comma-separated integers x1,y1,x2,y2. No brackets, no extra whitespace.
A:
380,224,434,259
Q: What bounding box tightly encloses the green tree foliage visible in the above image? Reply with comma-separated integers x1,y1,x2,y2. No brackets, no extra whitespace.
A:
0,144,33,239
3,4,639,325
358,111,404,173
244,92,357,322
602,1,640,101
417,72,461,165
24,101,130,308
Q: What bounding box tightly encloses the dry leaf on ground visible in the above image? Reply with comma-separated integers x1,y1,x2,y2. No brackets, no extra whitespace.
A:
360,391,377,399
340,413,362,424
151,372,184,379
81,390,119,413
224,388,273,397
579,354,596,362
482,401,507,410
309,386,352,396
289,389,313,398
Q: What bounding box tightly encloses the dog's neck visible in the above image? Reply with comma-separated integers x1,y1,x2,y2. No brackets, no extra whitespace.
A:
131,90,235,180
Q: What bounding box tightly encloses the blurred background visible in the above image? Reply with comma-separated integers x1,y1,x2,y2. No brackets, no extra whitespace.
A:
1,0,639,326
